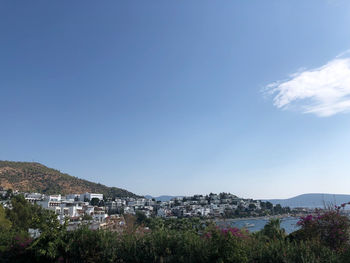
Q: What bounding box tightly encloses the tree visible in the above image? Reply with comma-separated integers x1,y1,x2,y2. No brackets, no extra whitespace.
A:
5,189,13,199
274,204,283,214
284,206,291,213
224,208,235,218
90,198,100,206
248,203,256,210
6,195,60,232
6,195,32,231
135,210,147,225
265,201,273,210
260,218,286,240
0,205,11,231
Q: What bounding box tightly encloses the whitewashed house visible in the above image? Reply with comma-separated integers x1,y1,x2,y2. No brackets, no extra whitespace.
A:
79,193,103,202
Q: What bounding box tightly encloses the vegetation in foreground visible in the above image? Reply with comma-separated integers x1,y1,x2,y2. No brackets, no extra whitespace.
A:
1,196,350,263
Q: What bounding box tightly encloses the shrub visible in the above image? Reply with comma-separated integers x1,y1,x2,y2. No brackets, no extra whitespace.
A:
259,218,286,240
204,226,249,263
296,210,350,250
249,238,340,263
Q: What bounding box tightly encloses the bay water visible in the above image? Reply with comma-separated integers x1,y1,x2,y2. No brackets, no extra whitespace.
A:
216,217,300,234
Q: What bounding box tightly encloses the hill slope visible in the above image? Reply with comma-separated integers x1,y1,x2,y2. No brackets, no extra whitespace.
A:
266,193,350,208
0,161,138,198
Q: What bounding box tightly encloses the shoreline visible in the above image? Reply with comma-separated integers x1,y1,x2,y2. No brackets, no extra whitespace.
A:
214,214,303,223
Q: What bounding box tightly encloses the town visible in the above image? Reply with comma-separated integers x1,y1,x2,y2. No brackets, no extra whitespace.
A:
0,187,295,231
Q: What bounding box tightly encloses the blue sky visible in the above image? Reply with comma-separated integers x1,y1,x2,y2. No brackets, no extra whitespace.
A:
1,1,350,199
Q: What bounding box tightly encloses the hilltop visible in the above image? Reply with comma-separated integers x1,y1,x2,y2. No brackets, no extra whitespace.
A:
0,161,139,198
266,193,350,208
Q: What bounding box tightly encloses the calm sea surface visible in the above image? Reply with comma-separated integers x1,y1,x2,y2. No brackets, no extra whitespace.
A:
216,217,300,234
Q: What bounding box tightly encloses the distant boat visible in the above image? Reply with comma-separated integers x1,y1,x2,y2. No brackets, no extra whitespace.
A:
244,222,255,228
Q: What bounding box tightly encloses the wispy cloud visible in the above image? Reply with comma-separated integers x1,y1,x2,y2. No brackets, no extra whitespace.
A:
265,51,350,117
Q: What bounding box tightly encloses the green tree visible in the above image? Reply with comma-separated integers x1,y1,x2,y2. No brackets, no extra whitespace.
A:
0,205,11,231
6,195,33,231
28,218,66,261
6,195,61,232
5,189,13,199
249,203,257,210
274,204,283,214
136,210,148,225
265,201,273,210
90,197,100,206
260,218,286,240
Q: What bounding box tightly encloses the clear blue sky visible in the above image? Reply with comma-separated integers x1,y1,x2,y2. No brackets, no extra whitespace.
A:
1,1,350,199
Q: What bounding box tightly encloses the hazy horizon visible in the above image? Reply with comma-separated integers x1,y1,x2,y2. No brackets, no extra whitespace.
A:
1,1,350,199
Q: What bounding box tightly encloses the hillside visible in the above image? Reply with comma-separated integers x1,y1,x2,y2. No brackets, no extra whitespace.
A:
0,161,139,198
266,193,350,209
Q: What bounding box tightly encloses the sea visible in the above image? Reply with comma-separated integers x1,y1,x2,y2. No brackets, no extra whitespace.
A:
216,217,300,234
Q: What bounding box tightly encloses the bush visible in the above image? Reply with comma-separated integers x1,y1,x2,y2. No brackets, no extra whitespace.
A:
2,202,350,263
295,210,350,250
259,218,286,240
249,238,340,263
203,226,249,263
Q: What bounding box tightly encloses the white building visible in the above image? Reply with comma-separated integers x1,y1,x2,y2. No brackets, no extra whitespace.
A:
85,205,94,215
79,193,103,202
38,195,62,209
66,194,80,201
24,193,44,203
93,212,108,222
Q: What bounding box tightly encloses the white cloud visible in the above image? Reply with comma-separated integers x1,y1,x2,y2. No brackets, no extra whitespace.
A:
266,52,350,117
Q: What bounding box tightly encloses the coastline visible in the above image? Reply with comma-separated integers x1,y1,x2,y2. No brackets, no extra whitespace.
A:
214,213,303,223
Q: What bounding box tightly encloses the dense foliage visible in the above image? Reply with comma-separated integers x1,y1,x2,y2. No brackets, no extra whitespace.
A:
290,210,350,251
1,196,350,262
0,161,138,198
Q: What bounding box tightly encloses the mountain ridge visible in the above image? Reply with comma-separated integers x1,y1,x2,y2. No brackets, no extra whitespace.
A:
265,193,350,208
0,160,139,198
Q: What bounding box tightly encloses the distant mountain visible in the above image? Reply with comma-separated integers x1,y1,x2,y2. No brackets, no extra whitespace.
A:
0,161,139,198
145,195,183,201
266,193,350,208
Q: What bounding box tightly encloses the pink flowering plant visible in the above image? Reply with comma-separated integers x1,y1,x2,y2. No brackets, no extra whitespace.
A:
202,226,250,262
297,204,350,250
221,227,249,239
203,226,249,240
7,235,33,260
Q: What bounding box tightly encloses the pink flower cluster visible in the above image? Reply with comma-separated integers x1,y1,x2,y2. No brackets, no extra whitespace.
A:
297,210,350,250
297,215,314,226
11,236,33,251
221,227,249,238
203,226,249,240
